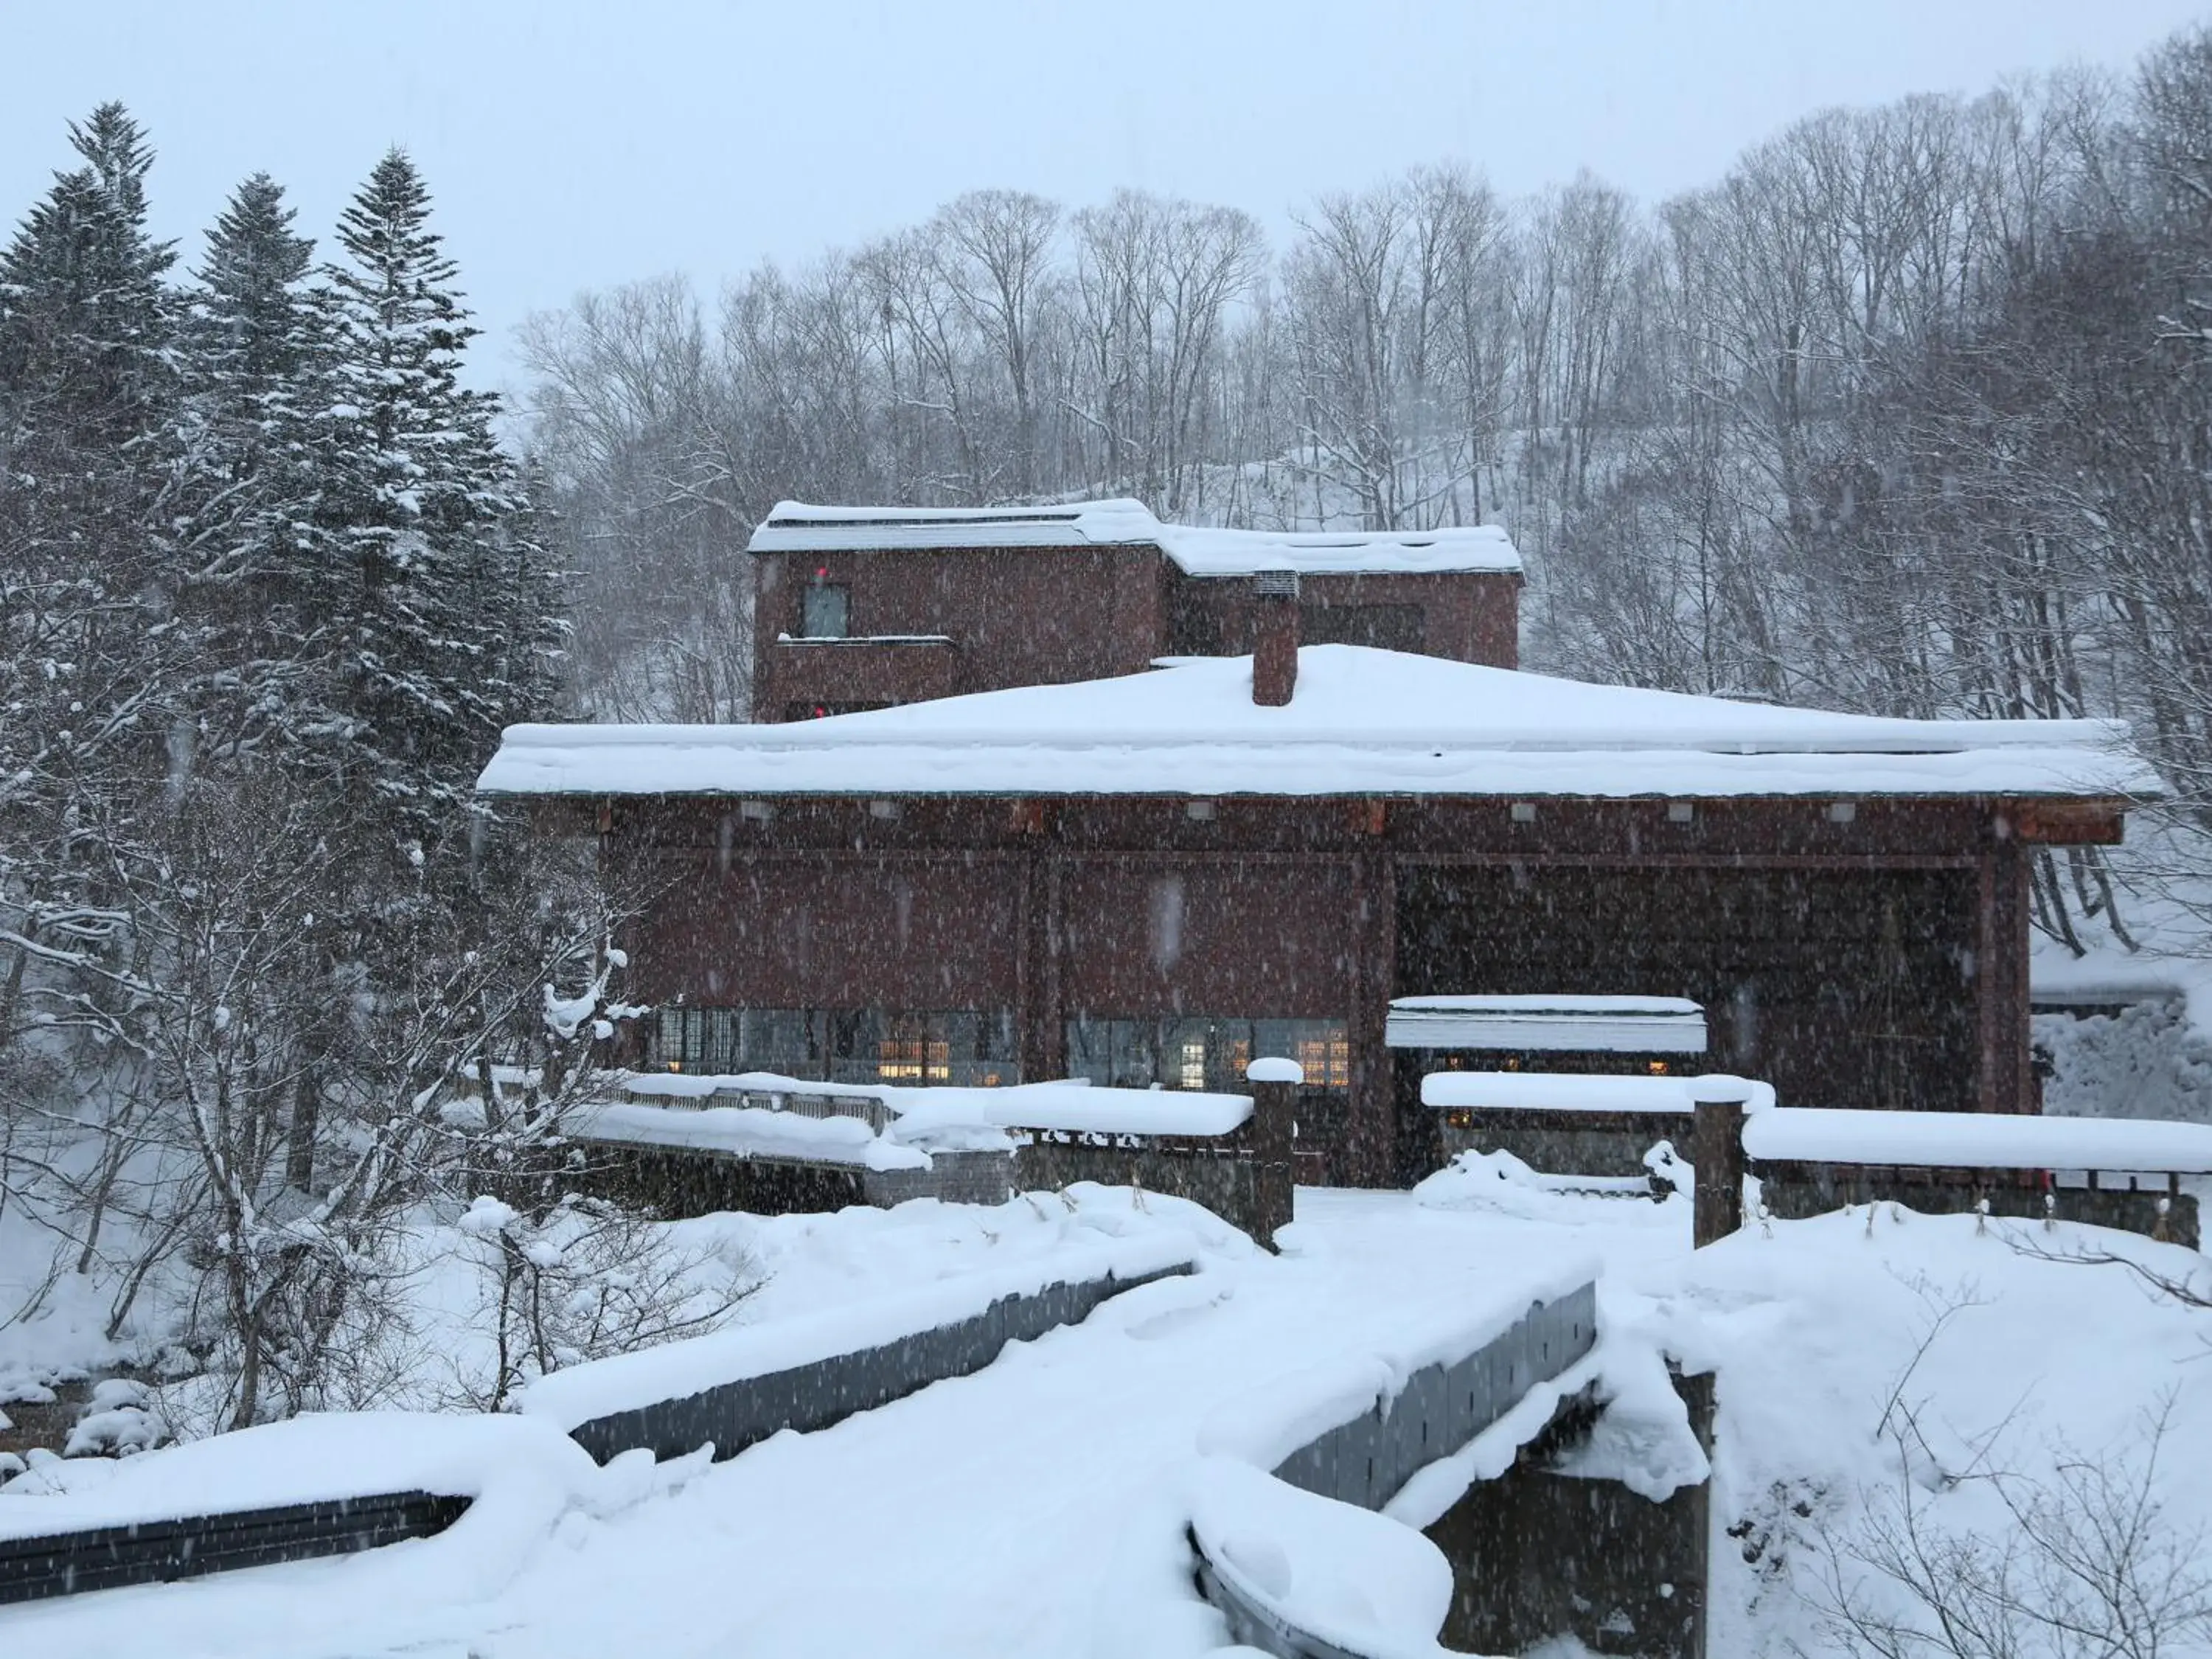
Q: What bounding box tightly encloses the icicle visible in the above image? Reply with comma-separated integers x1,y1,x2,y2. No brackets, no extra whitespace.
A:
1865,1202,1877,1239
2042,1192,2056,1232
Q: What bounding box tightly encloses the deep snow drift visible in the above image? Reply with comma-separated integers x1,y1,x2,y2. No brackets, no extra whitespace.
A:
2,1172,2207,1658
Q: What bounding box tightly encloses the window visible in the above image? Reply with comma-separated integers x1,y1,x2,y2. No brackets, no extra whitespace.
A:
653,1006,1017,1086
1064,1015,1351,1093
800,582,850,639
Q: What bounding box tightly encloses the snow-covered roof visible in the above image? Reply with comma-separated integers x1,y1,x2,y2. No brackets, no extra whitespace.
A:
1387,995,1708,1054
479,645,2154,804
745,498,1523,577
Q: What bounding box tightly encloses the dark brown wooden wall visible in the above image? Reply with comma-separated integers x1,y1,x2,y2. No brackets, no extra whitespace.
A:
754,546,1164,717
1396,863,1982,1113
753,549,1522,720
631,851,1023,1012
1166,569,1521,669
599,794,2057,1184
1056,859,1355,1017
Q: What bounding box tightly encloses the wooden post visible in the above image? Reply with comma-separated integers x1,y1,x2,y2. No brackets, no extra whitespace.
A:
1690,1076,1750,1248
1247,1059,1301,1251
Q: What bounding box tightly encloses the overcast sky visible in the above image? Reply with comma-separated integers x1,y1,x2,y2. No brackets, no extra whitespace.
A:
7,1,2208,394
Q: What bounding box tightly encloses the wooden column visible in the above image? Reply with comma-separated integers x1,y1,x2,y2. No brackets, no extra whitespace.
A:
1346,844,1397,1188
1246,1065,1299,1249
1015,797,1066,1086
1977,832,2031,1114
1690,1077,1749,1248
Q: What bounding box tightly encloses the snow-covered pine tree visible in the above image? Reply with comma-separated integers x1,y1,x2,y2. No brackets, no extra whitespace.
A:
311,148,561,877
0,103,184,1050
176,171,326,769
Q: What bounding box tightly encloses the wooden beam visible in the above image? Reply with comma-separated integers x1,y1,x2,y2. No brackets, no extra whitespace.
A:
2014,803,2126,845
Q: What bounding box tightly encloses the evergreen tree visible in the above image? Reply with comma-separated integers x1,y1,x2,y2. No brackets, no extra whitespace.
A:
0,103,176,441
177,171,325,766
312,149,560,869
0,104,184,1043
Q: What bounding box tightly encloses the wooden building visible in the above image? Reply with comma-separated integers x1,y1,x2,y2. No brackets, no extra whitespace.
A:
483,513,2151,1187
746,500,1523,720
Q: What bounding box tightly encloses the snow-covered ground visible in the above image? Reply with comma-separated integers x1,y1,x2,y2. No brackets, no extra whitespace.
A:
2,1176,2208,1658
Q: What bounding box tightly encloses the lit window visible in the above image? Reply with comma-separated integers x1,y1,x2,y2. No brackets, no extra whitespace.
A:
1180,1038,1208,1092
1293,1031,1351,1091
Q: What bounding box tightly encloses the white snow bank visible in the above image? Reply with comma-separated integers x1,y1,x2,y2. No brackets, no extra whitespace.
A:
1245,1057,1304,1085
621,1071,888,1103
1742,1105,2212,1172
479,645,2154,802
566,1099,934,1171
1196,1256,1599,1475
0,1411,598,1545
1413,1149,1684,1222
1189,1455,1458,1659
888,1079,1252,1138
1420,1071,1774,1113
520,1226,1200,1433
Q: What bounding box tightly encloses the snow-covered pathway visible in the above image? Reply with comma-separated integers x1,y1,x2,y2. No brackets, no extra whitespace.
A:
0,1190,1685,1659
15,1183,2207,1659
414,1191,1663,1658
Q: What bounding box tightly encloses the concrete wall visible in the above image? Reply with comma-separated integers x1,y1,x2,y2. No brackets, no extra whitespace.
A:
1267,1284,1599,1512
564,1260,1192,1465
1422,1368,1715,1658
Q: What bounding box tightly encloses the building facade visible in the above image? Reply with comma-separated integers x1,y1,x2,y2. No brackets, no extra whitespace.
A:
485,530,2151,1188
747,500,1522,720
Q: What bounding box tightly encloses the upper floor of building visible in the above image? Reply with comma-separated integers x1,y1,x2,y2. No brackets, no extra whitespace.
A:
748,498,1523,721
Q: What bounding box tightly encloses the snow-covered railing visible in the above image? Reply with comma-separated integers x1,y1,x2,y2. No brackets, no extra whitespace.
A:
0,1414,598,1607
1741,1107,2212,1175
1741,1105,2212,1247
1184,1259,1615,1657
613,1071,1254,1144
1419,1070,1774,1114
528,1231,1197,1465
1422,1071,1767,1248
581,1070,1293,1245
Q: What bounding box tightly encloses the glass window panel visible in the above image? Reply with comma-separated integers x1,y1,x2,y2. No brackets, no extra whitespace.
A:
801,583,850,639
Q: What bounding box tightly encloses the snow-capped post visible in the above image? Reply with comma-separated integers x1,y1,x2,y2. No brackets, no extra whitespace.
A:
1245,1057,1302,1249
1689,1074,1753,1248
1251,570,1300,706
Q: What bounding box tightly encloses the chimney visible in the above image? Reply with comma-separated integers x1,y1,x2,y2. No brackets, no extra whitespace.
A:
1251,569,1300,706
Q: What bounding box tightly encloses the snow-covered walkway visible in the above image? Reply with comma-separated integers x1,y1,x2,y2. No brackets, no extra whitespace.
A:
0,1190,1674,1658
7,1180,2211,1659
